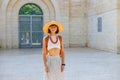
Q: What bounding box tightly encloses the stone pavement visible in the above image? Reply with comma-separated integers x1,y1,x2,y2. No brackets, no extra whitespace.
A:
0,48,120,80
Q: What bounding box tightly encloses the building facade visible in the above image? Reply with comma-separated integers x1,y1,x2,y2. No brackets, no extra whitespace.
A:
0,0,120,54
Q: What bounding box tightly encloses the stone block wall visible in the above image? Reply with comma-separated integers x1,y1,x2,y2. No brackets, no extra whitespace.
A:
87,0,117,53
0,0,70,48
0,0,120,54
69,0,88,47
56,0,70,47
117,0,120,53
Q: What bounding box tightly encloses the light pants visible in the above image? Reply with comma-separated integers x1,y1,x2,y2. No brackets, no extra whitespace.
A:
44,55,64,80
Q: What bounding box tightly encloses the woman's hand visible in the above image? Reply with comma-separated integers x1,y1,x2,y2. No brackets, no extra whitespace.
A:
61,65,65,72
45,66,49,73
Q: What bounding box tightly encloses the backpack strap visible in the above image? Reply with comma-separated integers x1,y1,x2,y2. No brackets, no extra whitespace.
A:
45,35,49,48
58,35,63,55
58,35,62,48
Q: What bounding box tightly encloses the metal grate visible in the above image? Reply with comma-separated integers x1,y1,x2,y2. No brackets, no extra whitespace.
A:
19,15,43,48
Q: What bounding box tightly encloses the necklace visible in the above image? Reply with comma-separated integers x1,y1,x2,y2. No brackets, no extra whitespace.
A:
50,36,58,44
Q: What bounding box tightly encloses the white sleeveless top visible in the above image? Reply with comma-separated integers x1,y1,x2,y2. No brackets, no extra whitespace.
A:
47,36,61,50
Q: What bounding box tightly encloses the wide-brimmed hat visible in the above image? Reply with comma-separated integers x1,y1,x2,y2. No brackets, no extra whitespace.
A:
43,21,64,34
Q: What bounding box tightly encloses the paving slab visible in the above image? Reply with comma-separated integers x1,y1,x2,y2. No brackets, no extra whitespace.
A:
0,48,120,80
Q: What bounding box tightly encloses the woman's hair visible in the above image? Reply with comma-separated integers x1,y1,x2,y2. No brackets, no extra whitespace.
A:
48,24,59,34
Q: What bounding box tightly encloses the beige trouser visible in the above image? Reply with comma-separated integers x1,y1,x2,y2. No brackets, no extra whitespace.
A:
44,55,64,80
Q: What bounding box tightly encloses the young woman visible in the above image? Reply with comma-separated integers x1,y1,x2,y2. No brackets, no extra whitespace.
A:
42,21,65,80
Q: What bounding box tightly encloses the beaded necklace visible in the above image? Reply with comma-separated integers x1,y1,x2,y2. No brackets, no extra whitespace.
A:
50,36,58,44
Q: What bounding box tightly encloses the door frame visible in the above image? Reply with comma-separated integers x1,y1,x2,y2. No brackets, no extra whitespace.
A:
19,15,43,48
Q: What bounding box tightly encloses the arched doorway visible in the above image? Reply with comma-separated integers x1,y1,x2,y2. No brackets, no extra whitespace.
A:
19,3,43,48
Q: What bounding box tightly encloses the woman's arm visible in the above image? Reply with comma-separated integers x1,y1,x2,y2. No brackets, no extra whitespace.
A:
42,37,47,67
60,36,65,72
60,37,65,64
42,37,49,73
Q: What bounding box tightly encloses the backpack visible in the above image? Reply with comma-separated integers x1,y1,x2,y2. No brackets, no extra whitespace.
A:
45,35,62,55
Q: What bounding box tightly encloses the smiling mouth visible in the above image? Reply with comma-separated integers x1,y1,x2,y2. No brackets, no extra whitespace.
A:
51,30,55,31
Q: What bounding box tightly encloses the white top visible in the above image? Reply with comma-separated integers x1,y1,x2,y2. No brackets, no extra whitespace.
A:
47,36,61,50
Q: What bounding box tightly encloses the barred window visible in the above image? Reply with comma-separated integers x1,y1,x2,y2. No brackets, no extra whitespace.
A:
97,17,102,32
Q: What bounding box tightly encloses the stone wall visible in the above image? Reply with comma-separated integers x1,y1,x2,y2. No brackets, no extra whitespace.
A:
0,0,1,47
117,0,120,53
0,0,119,54
87,0,117,53
7,0,56,48
0,0,3,7
0,0,70,48
69,0,88,47
55,0,70,47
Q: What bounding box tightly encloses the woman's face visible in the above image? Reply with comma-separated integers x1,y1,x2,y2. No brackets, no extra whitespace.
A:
49,25,57,34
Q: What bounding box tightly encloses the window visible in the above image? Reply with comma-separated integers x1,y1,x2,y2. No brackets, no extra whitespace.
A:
97,17,102,32
19,3,43,15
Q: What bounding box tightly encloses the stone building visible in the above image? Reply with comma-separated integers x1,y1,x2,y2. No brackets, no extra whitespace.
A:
0,0,120,53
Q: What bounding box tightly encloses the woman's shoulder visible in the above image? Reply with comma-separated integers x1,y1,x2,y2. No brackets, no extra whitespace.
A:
57,35,63,39
43,35,49,40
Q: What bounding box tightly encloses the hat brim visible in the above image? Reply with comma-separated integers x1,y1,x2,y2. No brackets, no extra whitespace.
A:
43,21,64,34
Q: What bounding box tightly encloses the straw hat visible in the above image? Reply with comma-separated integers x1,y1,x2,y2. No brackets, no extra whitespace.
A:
43,21,64,34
